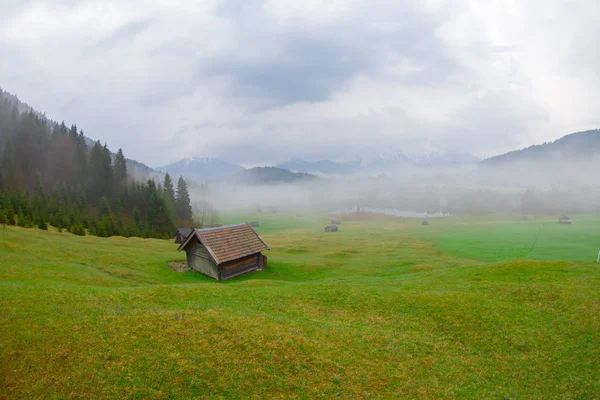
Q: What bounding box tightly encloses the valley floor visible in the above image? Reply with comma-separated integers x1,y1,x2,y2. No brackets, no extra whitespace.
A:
1,214,599,399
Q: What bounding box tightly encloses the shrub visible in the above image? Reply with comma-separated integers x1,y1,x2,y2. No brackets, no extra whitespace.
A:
5,207,15,225
71,223,86,236
17,212,25,227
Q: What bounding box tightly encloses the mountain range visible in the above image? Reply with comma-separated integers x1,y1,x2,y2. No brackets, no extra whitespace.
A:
158,149,481,183
159,129,600,184
5,87,600,186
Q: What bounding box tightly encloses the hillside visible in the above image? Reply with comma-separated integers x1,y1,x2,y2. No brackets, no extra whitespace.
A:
276,150,479,175
483,129,600,165
0,88,194,238
1,215,599,398
276,159,356,175
230,166,317,185
1,88,160,182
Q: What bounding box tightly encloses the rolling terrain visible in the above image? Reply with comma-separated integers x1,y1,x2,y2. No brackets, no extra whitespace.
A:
1,214,599,398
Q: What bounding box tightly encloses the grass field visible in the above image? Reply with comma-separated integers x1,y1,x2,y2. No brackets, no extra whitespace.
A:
1,213,599,399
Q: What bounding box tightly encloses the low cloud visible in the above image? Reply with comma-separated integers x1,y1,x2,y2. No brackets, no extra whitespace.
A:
0,0,599,167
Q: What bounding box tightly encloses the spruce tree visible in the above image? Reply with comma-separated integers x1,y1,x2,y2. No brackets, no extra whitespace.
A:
163,173,175,204
113,148,127,184
175,176,192,223
99,195,111,218
5,205,15,225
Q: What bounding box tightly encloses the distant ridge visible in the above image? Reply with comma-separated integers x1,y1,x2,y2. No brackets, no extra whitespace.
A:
483,129,600,165
276,159,357,175
230,167,317,185
157,157,243,183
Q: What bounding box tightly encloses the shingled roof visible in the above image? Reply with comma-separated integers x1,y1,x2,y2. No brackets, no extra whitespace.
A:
177,223,270,264
175,228,193,238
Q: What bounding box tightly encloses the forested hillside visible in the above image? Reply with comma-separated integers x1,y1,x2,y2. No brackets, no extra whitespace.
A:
0,88,192,238
483,129,600,165
230,167,317,185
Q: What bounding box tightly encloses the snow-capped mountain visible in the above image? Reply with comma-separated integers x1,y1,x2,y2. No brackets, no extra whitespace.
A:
157,157,244,183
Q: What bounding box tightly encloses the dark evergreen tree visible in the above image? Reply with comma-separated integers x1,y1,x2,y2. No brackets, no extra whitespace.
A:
99,195,111,218
175,176,192,223
163,173,175,203
114,148,127,184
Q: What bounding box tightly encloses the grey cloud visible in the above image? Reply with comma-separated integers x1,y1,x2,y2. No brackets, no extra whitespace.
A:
201,2,458,107
444,92,550,156
202,35,374,105
1,0,599,167
94,18,155,50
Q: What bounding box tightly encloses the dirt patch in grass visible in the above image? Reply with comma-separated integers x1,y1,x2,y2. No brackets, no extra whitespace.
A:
168,261,190,272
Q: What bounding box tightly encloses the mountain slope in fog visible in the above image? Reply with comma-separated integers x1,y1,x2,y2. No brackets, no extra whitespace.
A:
0,88,160,182
276,150,478,175
230,167,317,185
158,157,244,183
483,129,600,165
276,159,357,175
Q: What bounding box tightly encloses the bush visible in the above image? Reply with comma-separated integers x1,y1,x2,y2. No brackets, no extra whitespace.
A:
5,207,15,225
95,222,108,238
17,212,25,227
37,220,48,230
71,223,86,236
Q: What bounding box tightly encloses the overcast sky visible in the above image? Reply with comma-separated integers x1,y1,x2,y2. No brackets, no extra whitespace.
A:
1,0,599,167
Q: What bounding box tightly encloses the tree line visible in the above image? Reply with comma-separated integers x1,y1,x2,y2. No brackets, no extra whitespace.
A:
0,89,193,238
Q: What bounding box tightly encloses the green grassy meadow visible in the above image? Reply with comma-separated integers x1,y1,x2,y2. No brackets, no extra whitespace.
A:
1,213,599,399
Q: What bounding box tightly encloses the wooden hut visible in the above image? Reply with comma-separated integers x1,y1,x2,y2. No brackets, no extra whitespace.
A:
325,225,338,232
559,215,572,224
174,228,193,244
177,223,270,280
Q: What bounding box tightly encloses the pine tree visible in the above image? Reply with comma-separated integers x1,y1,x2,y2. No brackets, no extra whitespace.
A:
162,173,177,225
132,207,141,230
99,195,111,218
113,148,127,184
5,205,15,225
163,173,175,203
68,124,78,143
175,176,192,223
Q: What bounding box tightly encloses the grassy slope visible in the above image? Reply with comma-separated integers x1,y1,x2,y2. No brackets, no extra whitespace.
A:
0,215,599,399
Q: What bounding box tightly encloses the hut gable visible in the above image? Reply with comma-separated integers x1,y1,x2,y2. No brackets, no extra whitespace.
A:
174,228,193,244
177,223,270,280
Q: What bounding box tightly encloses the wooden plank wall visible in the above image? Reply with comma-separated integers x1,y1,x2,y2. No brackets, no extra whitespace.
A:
220,254,260,280
186,240,219,279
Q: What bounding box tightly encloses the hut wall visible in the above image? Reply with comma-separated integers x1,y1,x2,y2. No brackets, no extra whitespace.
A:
219,253,261,280
186,239,219,279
